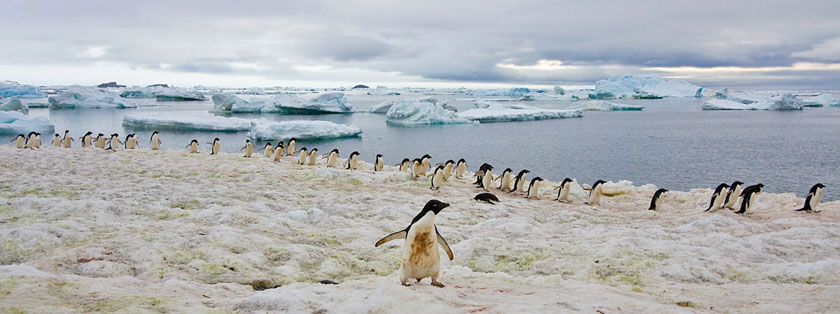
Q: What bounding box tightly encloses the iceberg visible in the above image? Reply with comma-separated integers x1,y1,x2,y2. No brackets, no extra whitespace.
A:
122,113,251,132
0,111,54,135
367,99,395,114
802,94,840,107
472,88,532,98
385,98,471,126
714,88,759,104
702,94,804,111
49,87,134,109
567,100,644,111
248,119,362,141
591,75,702,99
702,99,761,110
0,81,45,99
458,100,582,122
121,86,205,101
211,93,353,114
210,93,276,113
0,98,28,114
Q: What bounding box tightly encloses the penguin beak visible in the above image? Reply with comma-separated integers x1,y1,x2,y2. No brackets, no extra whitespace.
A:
441,202,450,208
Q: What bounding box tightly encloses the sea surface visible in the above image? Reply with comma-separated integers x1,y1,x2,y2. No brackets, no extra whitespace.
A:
5,92,840,201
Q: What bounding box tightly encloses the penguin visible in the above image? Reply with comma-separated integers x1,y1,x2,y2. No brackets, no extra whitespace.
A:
586,180,607,205
411,158,424,178
260,142,274,158
495,168,512,191
80,132,93,148
374,200,453,287
11,134,25,149
430,165,445,190
324,149,339,167
704,183,730,212
509,169,530,194
648,188,668,211
106,133,121,151
286,138,296,156
125,134,138,149
185,139,199,153
272,142,285,162
480,164,494,192
51,133,61,147
722,181,744,210
420,154,432,175
398,158,411,172
555,178,573,202
473,163,491,186
796,183,825,213
442,160,454,181
241,139,254,158
94,133,106,149
307,148,319,165
61,130,73,148
123,134,131,149
25,132,41,149
526,177,543,199
346,151,359,170
149,131,161,151
297,147,308,165
735,183,763,214
374,154,384,172
454,159,467,178
206,138,220,155
474,193,500,205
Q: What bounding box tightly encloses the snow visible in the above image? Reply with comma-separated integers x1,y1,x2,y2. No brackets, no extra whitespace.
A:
591,75,702,99
0,146,838,312
248,119,362,141
122,113,362,140
122,113,251,131
211,93,354,114
0,81,45,99
121,86,205,101
48,87,134,109
385,97,472,125
703,93,804,110
0,111,54,135
1,97,28,114
458,100,583,122
802,93,840,107
568,100,645,111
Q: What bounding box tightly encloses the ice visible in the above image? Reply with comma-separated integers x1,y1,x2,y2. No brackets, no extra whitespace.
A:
210,93,275,113
211,93,354,114
120,86,205,101
1,97,28,114
48,87,134,109
591,75,702,99
567,100,644,111
802,94,840,107
385,97,472,125
458,100,583,122
472,88,532,98
703,93,804,110
0,111,54,135
0,81,45,99
248,119,362,141
366,100,395,114
122,113,251,131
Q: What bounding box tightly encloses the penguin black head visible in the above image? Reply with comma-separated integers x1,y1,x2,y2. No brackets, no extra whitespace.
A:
245,139,250,143
111,133,118,137
16,134,23,138
656,188,669,194
530,177,543,185
277,142,285,148
289,138,296,143
731,181,744,186
435,165,445,171
152,131,159,135
376,154,383,158
423,199,449,215
401,158,409,163
331,149,339,154
64,130,69,134
756,183,764,190
190,139,198,144
446,160,455,165
27,131,36,137
561,178,573,186
213,138,220,142
265,142,271,147
85,131,92,136
457,158,466,164
98,133,104,137
815,183,826,189
593,180,607,188
299,147,307,151
502,168,512,174
350,151,359,157
422,154,431,159
54,133,60,137
310,148,318,152
413,158,421,163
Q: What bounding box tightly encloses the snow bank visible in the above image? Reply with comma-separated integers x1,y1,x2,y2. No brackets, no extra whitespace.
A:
0,111,54,135
122,113,251,131
458,100,582,122
248,119,362,141
385,98,471,125
591,75,702,99
703,93,804,110
0,81,44,99
802,94,840,107
1,97,28,114
568,100,644,111
121,86,205,101
48,87,133,109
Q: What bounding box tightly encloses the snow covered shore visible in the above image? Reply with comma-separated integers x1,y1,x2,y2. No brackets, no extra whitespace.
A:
0,146,838,313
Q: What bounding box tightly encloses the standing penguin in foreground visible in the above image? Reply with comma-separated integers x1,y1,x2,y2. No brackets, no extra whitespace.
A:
207,138,220,155
106,133,122,151
480,164,494,192
555,178,574,202
722,181,744,210
648,188,668,211
241,139,254,158
286,138,296,156
495,168,512,191
509,169,530,194
297,147,308,165
411,159,424,178
125,134,138,149
62,130,73,148
93,133,106,149
25,132,41,149
796,183,825,213
374,154,384,172
346,151,360,170
420,154,432,176
80,132,93,148
704,183,730,212
260,142,274,158
149,131,161,150
324,149,339,167
12,134,25,149
398,158,411,172
442,160,455,181
430,165,445,190
454,159,467,178
526,177,543,199
735,183,763,214
272,142,285,162
51,133,61,147
586,180,607,205
307,148,319,165
375,200,454,287
186,139,199,153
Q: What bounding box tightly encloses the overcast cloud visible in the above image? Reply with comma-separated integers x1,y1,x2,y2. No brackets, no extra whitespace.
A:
1,0,839,88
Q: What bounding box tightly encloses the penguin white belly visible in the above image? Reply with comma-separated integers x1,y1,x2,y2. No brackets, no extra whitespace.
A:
212,143,219,154
265,147,274,158
349,158,358,170
52,137,61,147
431,172,443,189
15,138,24,149
455,165,466,178
190,143,198,153
655,197,663,210
400,214,440,282
308,153,318,165
298,152,307,164
63,138,71,148
558,185,570,201
245,145,253,157
528,182,540,199
481,171,492,192
286,143,295,156
151,136,160,150
375,160,383,171
442,165,452,181
500,174,511,191
327,154,337,167
812,189,823,212
273,148,284,161
588,186,603,205
724,187,741,209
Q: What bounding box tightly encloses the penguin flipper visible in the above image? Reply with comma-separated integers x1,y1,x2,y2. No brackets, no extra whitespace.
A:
435,227,454,261
375,230,407,247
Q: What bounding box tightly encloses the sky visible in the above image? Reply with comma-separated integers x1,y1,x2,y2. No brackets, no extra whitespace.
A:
1,0,839,89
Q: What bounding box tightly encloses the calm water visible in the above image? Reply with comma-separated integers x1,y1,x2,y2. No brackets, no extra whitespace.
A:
4,93,840,201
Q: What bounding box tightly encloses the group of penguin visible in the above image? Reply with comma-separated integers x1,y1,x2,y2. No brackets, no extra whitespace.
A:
703,181,826,214
11,130,162,151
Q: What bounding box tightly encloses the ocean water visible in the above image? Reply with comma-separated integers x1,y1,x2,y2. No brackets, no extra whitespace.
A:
4,93,840,201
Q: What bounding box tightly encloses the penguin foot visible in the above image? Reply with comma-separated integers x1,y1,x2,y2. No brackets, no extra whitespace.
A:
431,281,445,288
401,281,410,286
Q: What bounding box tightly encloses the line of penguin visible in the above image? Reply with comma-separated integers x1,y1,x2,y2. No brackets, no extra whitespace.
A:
9,129,828,288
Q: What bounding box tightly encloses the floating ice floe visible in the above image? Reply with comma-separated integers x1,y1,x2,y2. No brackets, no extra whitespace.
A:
248,119,362,141
210,93,274,113
48,87,134,109
0,97,28,114
458,100,582,122
702,93,804,110
121,86,205,101
802,94,840,107
472,88,533,98
591,75,702,99
123,113,362,140
211,93,353,114
0,111,54,135
367,100,396,114
0,81,44,99
123,113,251,131
567,100,644,111
385,97,472,125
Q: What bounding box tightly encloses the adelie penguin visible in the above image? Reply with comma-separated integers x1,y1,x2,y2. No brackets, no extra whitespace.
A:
555,178,573,202
149,131,161,151
25,132,41,149
479,164,494,192
375,200,454,288
94,133,106,149
324,149,339,167
206,138,220,155
735,183,763,214
374,154,384,172
648,188,668,211
240,139,254,158
106,133,122,151
420,154,432,175
124,134,138,149
398,158,411,172
80,132,93,148
474,193,500,205
704,183,730,212
185,139,199,153
586,180,607,205
526,177,544,199
796,183,825,213
509,169,530,194
473,163,491,185
442,160,455,181
430,165,445,190
260,142,274,158
495,168,512,191
286,138,296,156
454,159,467,178
346,151,359,170
307,148,319,165
62,130,73,148
411,158,424,178
11,134,25,149
51,133,61,147
272,142,285,162
722,181,744,210
297,147,308,165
